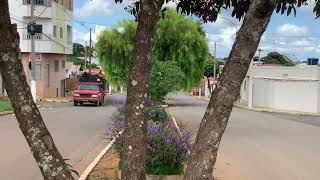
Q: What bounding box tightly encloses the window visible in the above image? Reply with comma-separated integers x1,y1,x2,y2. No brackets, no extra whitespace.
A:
62,60,65,69
67,25,72,44
53,25,57,37
60,27,63,39
54,60,59,72
45,62,50,87
79,84,99,91
28,62,41,81
35,62,42,80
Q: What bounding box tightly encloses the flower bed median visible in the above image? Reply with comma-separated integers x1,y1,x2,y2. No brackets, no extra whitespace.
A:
88,102,191,180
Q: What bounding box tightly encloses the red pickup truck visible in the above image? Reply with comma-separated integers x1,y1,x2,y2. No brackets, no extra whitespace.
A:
73,74,106,106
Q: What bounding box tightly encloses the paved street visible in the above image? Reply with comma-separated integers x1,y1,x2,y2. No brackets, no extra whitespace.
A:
0,95,124,180
168,94,320,180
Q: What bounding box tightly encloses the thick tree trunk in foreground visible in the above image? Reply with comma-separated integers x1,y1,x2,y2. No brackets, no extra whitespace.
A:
122,0,163,179
0,1,74,179
184,0,276,179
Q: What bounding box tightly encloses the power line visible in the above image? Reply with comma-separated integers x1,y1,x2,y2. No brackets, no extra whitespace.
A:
10,17,28,24
41,33,73,52
33,0,54,22
207,32,320,38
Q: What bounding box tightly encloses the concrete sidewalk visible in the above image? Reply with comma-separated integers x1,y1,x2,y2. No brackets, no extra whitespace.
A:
39,97,73,103
167,94,320,180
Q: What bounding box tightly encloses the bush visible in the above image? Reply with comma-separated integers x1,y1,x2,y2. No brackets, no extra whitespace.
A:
107,103,191,175
150,61,184,101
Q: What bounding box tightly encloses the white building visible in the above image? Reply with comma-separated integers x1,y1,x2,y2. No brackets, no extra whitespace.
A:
240,64,320,114
8,0,73,97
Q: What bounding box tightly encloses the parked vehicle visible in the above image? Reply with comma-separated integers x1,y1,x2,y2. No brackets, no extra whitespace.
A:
73,74,106,106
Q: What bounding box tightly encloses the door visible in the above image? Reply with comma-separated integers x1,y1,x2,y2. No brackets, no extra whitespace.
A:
60,79,66,97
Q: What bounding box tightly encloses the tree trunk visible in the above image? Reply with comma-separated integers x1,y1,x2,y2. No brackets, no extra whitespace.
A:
0,1,74,180
184,0,276,179
122,0,163,179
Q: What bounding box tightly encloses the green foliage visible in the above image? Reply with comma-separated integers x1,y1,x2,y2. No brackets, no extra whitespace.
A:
154,9,208,90
0,99,12,112
73,43,85,57
203,54,219,78
66,56,98,68
107,104,191,176
96,9,208,91
96,20,136,86
262,52,295,66
150,61,184,101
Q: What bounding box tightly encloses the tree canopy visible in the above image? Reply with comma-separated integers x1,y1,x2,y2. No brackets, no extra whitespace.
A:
96,20,136,86
262,51,295,66
73,43,85,57
116,0,320,22
203,54,220,78
66,56,98,68
96,9,208,90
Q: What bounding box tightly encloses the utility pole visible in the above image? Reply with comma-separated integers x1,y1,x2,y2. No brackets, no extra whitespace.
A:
213,42,217,79
30,0,37,102
89,28,92,74
214,42,217,58
84,41,87,71
257,48,264,62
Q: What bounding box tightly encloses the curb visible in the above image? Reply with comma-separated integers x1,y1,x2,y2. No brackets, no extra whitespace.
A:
0,111,14,116
0,105,43,117
195,95,320,116
40,99,73,103
78,130,123,180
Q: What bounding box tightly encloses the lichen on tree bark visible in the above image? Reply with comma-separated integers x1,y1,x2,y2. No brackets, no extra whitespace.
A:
0,1,74,179
183,0,277,179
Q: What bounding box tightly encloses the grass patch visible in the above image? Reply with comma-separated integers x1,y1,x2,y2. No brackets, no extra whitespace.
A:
0,99,12,112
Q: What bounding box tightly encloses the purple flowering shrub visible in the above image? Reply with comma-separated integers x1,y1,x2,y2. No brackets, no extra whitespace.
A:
107,103,191,175
146,121,191,175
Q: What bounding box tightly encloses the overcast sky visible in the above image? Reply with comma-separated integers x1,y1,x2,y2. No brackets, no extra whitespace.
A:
73,0,320,61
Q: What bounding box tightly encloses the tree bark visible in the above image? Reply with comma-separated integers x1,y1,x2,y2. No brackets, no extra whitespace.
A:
122,0,163,179
184,0,276,179
0,1,74,180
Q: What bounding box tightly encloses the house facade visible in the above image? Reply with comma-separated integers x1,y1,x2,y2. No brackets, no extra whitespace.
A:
240,64,320,114
9,0,73,98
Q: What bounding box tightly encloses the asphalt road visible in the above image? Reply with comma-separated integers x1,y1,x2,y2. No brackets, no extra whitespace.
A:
0,95,124,180
168,94,320,180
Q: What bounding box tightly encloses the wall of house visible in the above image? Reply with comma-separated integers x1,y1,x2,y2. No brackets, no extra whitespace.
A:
272,80,319,113
9,0,73,55
252,66,320,80
21,53,66,98
252,78,275,108
0,74,6,98
240,65,320,113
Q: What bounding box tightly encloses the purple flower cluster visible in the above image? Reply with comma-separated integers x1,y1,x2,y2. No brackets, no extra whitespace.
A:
106,103,192,170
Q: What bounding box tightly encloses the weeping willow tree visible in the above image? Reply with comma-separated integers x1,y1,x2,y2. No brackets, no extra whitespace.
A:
154,9,208,90
96,21,137,87
96,9,208,90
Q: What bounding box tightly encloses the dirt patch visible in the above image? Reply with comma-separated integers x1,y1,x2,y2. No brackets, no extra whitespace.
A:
87,148,120,180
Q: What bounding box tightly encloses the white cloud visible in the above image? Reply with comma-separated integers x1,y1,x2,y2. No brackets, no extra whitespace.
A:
74,0,116,17
276,24,309,35
206,19,320,60
205,14,241,56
